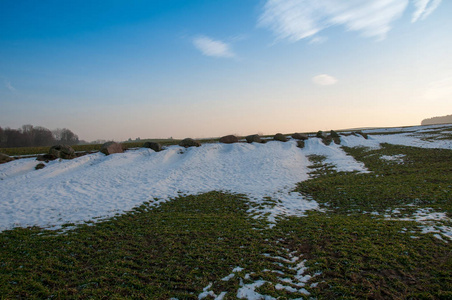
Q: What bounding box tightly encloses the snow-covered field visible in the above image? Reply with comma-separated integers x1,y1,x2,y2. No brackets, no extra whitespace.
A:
342,123,452,150
1,124,451,232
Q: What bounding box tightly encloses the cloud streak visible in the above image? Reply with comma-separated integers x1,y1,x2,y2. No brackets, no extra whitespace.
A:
412,0,442,22
259,0,441,42
193,36,235,58
312,74,337,86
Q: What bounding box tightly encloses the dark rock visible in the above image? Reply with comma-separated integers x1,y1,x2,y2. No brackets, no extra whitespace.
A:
330,130,340,138
100,142,124,155
357,131,368,139
316,131,325,139
297,140,305,148
291,133,308,140
0,153,14,164
49,145,76,159
274,133,288,142
143,141,162,152
352,131,368,139
219,135,239,144
35,163,45,170
322,135,341,145
245,134,263,143
37,154,57,162
179,138,201,148
323,135,333,145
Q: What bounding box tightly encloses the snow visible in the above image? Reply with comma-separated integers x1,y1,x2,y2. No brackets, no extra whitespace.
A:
0,158,38,179
215,292,227,300
0,142,309,231
275,283,297,293
386,208,452,241
340,124,452,150
363,124,451,134
359,124,452,150
237,280,274,300
302,138,369,173
380,154,405,164
221,273,235,281
221,266,244,281
371,133,452,150
340,135,381,149
1,124,450,232
198,283,217,299
260,249,317,295
0,140,366,231
198,283,227,299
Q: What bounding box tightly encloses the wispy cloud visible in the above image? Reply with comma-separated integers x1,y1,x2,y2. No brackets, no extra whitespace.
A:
312,74,338,86
4,80,16,92
309,36,328,45
193,36,235,58
412,0,441,22
258,0,441,42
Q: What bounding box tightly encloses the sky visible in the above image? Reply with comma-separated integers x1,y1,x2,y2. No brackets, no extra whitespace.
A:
1,0,451,142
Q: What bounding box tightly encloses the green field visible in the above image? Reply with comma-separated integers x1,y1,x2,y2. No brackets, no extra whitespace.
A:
0,142,451,299
0,140,180,157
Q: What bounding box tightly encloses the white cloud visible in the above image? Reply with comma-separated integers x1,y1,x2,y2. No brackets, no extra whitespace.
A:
309,36,328,44
412,0,441,22
259,0,441,42
4,80,16,92
193,36,235,58
312,74,338,85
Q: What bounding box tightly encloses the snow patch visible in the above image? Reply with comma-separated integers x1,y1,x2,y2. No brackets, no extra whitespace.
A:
388,208,451,241
371,133,452,150
340,135,381,149
380,154,406,164
302,138,369,173
237,280,274,300
0,142,323,231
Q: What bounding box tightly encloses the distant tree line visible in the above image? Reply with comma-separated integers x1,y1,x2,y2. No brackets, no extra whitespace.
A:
0,125,79,148
421,114,452,126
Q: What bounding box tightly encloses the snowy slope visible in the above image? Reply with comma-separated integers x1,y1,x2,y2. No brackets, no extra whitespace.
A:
363,124,452,149
1,124,451,232
0,140,367,231
340,124,452,150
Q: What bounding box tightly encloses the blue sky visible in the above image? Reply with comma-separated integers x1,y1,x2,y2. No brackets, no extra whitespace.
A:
1,0,451,141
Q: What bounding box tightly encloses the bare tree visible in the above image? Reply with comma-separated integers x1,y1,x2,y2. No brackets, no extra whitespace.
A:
33,126,55,146
52,128,63,141
0,127,6,147
21,124,34,147
0,125,79,148
59,128,79,145
3,128,25,147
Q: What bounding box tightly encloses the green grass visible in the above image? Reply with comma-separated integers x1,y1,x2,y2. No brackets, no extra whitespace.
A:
1,142,451,299
0,142,179,156
0,140,203,156
0,144,101,156
276,213,451,299
0,138,235,156
290,143,452,298
0,192,272,299
297,144,452,215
